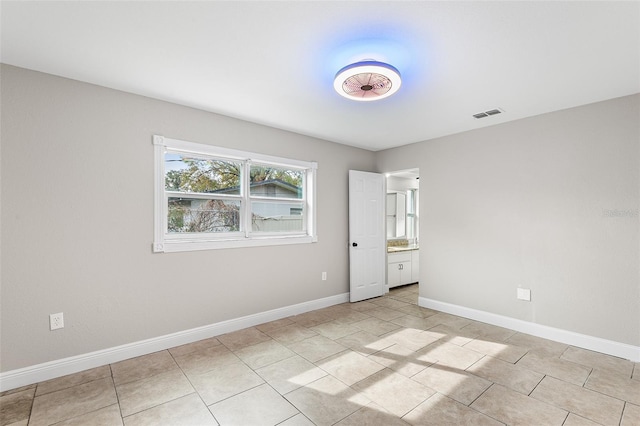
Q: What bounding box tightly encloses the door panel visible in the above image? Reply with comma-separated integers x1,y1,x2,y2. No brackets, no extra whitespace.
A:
349,170,385,302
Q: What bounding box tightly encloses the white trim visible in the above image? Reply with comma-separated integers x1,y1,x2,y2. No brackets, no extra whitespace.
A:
161,234,316,252
0,292,349,392
153,136,166,253
308,163,318,240
156,136,315,169
419,297,640,362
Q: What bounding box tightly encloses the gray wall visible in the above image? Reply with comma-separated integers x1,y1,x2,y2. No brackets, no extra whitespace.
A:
0,65,376,371
2,64,638,374
377,94,640,346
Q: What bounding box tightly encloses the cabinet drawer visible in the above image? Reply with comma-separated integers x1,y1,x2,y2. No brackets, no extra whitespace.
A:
387,252,411,263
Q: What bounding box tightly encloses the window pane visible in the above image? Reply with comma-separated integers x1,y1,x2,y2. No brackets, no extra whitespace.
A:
168,197,240,233
406,215,416,239
249,165,303,199
165,153,241,194
251,201,304,232
407,190,415,214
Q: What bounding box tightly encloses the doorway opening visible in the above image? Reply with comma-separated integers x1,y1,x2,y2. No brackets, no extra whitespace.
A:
385,168,420,298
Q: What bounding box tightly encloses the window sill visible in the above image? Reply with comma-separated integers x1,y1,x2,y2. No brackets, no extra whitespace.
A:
153,235,318,253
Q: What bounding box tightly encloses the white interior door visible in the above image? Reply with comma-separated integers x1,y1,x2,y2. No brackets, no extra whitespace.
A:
349,170,386,302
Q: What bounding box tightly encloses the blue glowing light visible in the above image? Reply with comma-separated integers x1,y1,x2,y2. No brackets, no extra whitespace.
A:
315,25,425,97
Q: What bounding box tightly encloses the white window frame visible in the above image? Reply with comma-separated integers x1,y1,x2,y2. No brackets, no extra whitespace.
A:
153,135,317,252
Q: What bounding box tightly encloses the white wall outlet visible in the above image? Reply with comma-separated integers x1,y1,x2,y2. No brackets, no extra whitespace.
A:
50,312,64,330
517,288,531,301
321,272,327,281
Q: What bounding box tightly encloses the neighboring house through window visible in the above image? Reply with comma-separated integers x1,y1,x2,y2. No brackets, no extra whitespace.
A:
153,135,317,252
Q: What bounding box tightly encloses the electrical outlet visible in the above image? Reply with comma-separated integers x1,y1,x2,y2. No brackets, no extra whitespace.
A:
50,312,64,330
517,288,531,301
322,272,327,281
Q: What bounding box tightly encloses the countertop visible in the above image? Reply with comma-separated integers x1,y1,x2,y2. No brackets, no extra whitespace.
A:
387,244,419,253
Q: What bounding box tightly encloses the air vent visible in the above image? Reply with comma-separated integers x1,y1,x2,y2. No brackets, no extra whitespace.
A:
473,108,503,119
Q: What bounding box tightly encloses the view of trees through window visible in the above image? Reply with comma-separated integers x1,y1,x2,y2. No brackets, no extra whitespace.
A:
165,153,304,233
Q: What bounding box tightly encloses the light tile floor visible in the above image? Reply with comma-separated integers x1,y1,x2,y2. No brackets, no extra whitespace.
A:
2,284,639,425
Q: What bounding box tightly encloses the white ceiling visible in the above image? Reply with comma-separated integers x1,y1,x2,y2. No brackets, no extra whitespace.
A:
2,1,639,151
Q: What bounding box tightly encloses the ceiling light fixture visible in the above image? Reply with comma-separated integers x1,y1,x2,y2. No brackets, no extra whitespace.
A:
333,60,401,101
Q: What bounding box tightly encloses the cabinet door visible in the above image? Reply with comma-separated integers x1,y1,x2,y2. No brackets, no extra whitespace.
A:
411,250,419,283
388,252,411,288
388,262,402,287
400,262,412,285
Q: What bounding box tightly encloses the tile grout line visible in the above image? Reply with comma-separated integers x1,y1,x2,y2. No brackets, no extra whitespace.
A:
109,365,125,424
167,343,231,423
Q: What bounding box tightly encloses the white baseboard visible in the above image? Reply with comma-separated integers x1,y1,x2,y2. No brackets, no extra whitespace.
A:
0,292,349,392
419,297,640,363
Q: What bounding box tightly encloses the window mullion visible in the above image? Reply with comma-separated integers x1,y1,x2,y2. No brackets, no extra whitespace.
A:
249,196,305,203
243,161,251,238
165,191,242,201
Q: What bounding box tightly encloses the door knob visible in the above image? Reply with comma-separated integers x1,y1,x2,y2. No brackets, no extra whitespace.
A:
352,242,358,247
